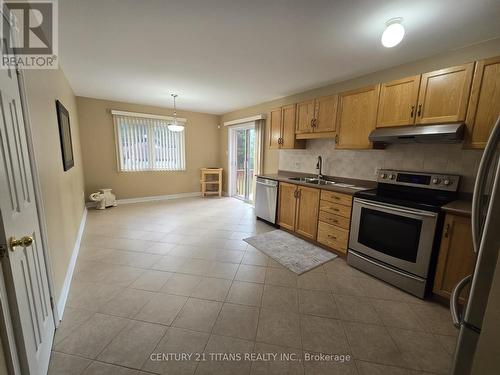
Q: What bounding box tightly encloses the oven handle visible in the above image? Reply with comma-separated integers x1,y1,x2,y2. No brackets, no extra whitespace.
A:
354,198,438,218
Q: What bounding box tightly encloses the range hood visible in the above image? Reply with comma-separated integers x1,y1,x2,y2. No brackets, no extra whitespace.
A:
369,123,465,144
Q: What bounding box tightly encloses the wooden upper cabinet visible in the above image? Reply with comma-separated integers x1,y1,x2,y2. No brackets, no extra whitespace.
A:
416,63,474,125
295,186,320,240
433,213,476,303
268,105,304,149
269,108,282,149
465,56,500,149
336,84,380,149
315,95,338,133
278,182,297,231
377,75,421,128
281,104,296,148
296,100,315,134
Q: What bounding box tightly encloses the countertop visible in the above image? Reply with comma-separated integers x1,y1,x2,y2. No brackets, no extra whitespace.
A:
257,171,376,195
442,199,472,216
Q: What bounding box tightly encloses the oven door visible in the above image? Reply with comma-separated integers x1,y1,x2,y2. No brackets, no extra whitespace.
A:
349,198,438,278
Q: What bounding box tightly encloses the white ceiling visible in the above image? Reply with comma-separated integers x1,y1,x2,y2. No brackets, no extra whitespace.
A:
60,0,500,115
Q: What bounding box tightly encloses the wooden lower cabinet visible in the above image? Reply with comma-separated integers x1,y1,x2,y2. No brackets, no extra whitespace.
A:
278,182,298,231
295,186,320,240
433,213,476,303
317,190,353,255
278,183,353,255
278,183,320,240
317,222,349,253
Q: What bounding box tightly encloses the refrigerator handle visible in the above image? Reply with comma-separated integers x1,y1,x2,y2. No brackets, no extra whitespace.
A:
450,274,473,328
472,115,500,253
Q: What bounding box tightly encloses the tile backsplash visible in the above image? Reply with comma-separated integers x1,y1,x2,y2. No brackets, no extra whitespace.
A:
279,139,483,192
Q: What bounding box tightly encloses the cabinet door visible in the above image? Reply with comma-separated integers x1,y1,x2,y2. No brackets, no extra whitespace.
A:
295,186,320,240
416,63,474,125
296,100,315,134
269,108,282,149
465,56,500,149
336,84,380,149
282,104,301,149
314,95,338,133
433,214,476,302
278,182,297,231
376,75,421,127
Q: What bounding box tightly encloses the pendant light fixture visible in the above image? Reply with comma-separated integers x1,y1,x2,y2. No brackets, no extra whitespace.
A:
167,94,185,132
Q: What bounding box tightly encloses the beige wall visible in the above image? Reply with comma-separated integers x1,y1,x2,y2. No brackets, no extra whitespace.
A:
219,38,500,191
24,68,86,304
77,97,221,199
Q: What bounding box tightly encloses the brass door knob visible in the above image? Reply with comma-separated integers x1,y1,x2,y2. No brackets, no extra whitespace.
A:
10,236,34,250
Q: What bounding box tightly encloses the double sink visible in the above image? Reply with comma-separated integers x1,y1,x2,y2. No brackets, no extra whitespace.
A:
287,176,356,188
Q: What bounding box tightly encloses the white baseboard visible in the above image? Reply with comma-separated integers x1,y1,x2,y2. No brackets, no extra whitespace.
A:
86,191,202,207
57,208,87,319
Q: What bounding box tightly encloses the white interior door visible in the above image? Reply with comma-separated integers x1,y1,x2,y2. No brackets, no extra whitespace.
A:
0,37,55,374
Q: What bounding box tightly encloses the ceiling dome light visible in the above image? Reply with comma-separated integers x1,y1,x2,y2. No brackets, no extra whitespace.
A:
167,94,185,132
381,18,405,48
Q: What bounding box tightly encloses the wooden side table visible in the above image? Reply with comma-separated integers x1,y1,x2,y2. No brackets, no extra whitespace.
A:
201,168,223,197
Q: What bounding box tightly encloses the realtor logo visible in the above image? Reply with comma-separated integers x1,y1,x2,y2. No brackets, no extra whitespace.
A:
1,0,58,69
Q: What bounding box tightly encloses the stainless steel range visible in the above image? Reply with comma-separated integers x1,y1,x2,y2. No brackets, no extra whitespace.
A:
347,169,460,298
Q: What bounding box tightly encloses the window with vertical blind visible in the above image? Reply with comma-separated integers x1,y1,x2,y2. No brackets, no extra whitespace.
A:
113,113,186,171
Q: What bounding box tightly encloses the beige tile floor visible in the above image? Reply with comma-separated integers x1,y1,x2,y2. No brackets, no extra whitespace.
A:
48,197,457,375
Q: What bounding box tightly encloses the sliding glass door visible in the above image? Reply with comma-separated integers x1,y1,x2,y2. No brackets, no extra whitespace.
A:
230,124,255,202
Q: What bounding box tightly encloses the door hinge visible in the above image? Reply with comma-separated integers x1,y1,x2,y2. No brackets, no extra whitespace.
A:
15,67,21,76
0,244,7,258
50,296,55,311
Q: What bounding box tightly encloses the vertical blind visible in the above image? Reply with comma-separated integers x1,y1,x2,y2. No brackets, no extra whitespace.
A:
113,115,186,171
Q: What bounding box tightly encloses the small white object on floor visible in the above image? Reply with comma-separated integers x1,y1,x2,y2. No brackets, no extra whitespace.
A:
88,188,117,210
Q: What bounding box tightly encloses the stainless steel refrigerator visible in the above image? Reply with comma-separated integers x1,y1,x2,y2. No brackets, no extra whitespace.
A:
451,116,500,374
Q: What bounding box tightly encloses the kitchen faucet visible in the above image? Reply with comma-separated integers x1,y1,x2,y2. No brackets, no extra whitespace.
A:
316,156,323,180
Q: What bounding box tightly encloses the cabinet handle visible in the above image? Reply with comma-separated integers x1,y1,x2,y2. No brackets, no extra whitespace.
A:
417,104,422,117
328,235,337,240
444,223,450,238
335,135,339,144
410,105,415,118
310,119,314,128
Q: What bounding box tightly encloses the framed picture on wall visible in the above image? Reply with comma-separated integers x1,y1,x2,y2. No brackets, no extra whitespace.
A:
56,100,74,171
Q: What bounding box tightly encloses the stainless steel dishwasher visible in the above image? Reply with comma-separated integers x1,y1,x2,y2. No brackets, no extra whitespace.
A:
255,177,278,224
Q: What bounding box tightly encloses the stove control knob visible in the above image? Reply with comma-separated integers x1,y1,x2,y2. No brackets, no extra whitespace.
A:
432,178,441,185
388,174,395,180
380,173,387,179
443,179,452,186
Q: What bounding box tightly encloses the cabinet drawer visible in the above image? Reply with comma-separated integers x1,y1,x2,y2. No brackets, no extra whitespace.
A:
319,211,350,230
317,222,348,253
321,190,352,206
320,200,351,218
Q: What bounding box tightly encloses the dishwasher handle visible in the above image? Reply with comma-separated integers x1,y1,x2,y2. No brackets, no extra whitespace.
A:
256,178,278,187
